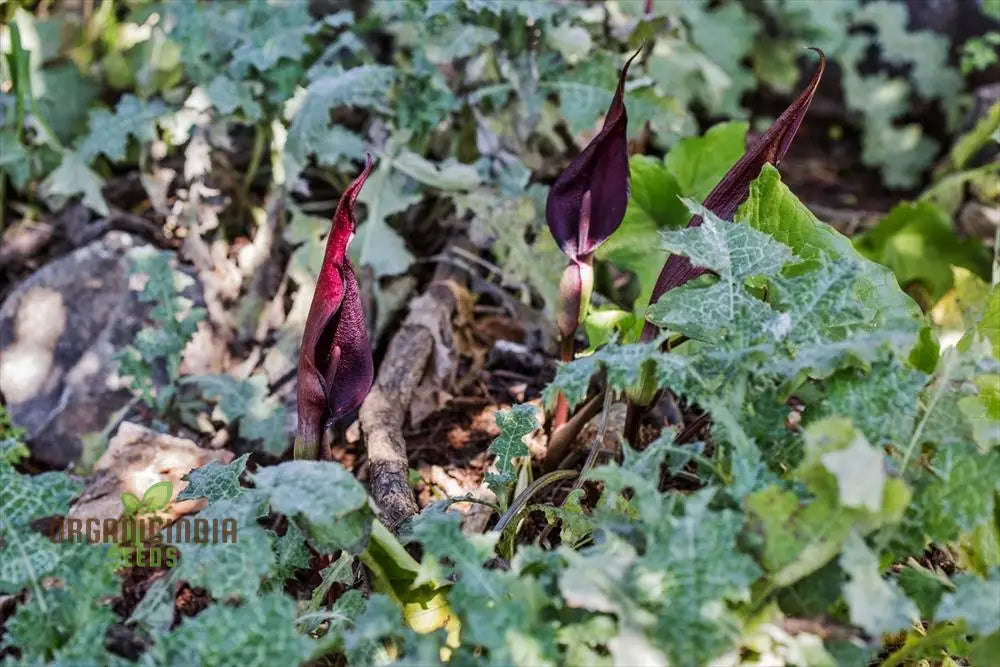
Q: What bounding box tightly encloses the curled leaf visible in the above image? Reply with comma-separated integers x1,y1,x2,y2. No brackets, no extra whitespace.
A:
295,157,376,460
546,49,640,261
642,49,826,339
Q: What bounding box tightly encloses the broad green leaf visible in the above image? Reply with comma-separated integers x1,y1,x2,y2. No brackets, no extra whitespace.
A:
641,493,761,666
0,531,90,595
738,165,922,342
936,569,1000,635
596,156,687,314
544,53,677,140
254,460,374,554
648,204,792,343
205,75,263,121
1,543,121,665
854,201,990,303
129,577,176,639
839,530,919,636
140,593,313,666
663,120,747,203
170,496,276,600
424,23,498,64
813,417,886,512
0,466,81,527
177,454,249,503
545,21,593,63
746,484,854,588
915,442,1000,543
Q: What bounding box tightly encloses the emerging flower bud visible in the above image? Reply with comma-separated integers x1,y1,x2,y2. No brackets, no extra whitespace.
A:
295,156,376,460
556,260,594,341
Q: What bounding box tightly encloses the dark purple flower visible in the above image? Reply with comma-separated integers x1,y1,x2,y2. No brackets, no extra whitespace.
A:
546,50,639,264
546,51,639,427
295,156,375,460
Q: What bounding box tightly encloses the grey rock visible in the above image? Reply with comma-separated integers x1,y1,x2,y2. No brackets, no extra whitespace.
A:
0,232,149,467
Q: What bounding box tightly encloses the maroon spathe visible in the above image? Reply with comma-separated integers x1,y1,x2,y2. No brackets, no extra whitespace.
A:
546,49,640,262
295,156,375,460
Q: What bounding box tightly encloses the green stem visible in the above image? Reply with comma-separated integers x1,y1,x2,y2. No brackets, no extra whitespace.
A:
242,123,267,196
494,469,578,536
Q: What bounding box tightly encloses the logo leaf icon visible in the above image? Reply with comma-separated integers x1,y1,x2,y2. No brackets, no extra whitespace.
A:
121,492,141,515
139,481,173,513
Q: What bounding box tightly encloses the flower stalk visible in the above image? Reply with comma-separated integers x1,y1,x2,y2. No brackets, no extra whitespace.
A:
547,50,639,426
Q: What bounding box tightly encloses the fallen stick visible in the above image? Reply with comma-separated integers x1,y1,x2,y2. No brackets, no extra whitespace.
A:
359,257,465,530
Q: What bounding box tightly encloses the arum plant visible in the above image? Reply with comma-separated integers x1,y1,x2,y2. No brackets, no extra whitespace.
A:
625,49,826,440
547,50,639,427
640,49,826,342
295,156,376,460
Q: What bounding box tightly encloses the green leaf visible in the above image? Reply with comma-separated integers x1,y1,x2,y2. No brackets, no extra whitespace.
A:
820,359,927,447
458,185,564,314
170,495,276,600
964,286,1000,359
545,53,676,140
301,551,355,632
141,593,314,666
663,120,747,203
39,151,109,216
738,166,923,342
424,23,498,64
839,530,919,636
854,201,991,303
813,417,887,513
129,577,176,639
177,454,249,503
595,151,698,315
747,417,911,588
545,21,593,63
118,249,206,411
2,543,121,664
647,203,792,343
915,443,1000,543
205,75,263,121
644,497,761,666
283,64,395,183
76,94,166,163
185,375,288,456
352,158,420,278
393,150,481,191
936,569,1000,636
271,522,314,588
254,460,374,554
486,404,539,498
0,466,81,527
